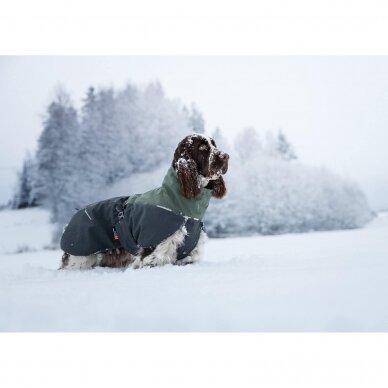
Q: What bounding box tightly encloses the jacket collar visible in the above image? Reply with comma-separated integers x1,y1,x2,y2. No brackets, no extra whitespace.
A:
161,167,212,219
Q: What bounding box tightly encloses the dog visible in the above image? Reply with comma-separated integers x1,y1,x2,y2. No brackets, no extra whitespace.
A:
59,134,229,270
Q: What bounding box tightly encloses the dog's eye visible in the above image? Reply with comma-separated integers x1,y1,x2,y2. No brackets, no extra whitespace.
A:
199,144,208,151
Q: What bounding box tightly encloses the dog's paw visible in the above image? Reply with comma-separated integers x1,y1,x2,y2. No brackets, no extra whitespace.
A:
132,257,144,269
58,252,70,270
174,256,195,266
141,255,159,268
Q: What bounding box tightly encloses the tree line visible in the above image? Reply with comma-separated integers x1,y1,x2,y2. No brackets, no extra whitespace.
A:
12,80,372,240
13,82,204,239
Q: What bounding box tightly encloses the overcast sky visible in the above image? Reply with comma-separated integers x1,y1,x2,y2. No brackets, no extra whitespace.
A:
0,56,387,209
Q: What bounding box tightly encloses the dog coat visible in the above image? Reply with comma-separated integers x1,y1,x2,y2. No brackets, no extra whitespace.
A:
60,167,213,260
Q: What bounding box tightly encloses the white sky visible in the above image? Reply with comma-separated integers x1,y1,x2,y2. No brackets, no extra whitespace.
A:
0,56,387,209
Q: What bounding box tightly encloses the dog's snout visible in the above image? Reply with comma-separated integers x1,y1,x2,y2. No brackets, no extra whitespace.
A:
217,151,229,161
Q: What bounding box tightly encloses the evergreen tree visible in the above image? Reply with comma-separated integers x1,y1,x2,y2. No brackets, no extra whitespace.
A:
188,103,205,133
79,87,121,186
211,127,232,154
235,127,262,162
275,129,297,160
13,153,38,209
35,89,80,225
77,86,112,203
114,82,139,177
97,88,121,183
124,81,191,173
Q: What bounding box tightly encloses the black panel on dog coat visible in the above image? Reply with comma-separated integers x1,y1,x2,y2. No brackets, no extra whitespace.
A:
60,197,204,260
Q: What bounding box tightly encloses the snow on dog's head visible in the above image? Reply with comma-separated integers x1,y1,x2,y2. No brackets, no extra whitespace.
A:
173,134,229,199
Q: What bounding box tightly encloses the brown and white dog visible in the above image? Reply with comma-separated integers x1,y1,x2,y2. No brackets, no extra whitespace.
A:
60,134,229,270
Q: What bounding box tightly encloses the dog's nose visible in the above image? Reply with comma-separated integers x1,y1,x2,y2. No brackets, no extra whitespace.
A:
219,152,229,160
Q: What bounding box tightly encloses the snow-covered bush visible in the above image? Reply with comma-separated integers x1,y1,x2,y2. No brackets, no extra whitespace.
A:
205,150,372,237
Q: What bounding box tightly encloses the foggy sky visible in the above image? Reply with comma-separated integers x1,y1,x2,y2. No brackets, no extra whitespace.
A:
0,56,387,209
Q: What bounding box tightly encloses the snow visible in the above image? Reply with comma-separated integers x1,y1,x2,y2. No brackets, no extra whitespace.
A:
0,207,387,331
0,207,55,253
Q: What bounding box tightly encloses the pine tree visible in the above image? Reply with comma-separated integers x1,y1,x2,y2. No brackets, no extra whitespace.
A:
114,83,139,177
95,87,120,183
275,129,297,160
211,127,232,154
188,103,205,133
235,127,262,162
83,86,132,184
35,89,80,225
13,153,38,209
77,87,112,203
123,81,191,173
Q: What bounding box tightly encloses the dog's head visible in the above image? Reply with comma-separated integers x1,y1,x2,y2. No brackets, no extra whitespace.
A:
172,134,229,199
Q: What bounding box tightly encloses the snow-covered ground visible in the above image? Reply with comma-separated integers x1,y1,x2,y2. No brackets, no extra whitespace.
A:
0,207,387,331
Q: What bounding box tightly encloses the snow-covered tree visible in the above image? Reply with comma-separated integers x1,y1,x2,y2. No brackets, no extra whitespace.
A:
77,86,122,203
211,127,232,155
234,127,262,161
114,82,140,177
187,103,205,133
116,81,191,174
35,89,80,226
97,88,122,183
265,129,297,160
78,87,108,196
274,129,297,160
12,153,38,209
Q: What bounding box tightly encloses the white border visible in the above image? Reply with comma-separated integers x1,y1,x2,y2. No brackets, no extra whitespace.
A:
0,333,388,387
1,0,388,386
1,0,388,55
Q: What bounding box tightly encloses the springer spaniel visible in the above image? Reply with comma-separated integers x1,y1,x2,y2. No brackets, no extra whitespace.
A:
60,134,229,270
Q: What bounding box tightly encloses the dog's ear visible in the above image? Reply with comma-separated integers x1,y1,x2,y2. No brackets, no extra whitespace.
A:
210,176,227,199
175,158,201,199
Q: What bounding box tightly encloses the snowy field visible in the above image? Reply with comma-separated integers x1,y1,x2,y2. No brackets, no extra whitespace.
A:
0,207,387,331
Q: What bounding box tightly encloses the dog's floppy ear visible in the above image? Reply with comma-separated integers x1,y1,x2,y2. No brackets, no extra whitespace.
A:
206,176,227,198
175,157,201,199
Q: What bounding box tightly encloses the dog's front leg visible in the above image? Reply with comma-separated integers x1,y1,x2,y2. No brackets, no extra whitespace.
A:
132,247,156,269
173,230,207,266
132,226,187,269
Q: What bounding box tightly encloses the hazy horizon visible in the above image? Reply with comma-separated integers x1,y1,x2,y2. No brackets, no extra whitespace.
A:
1,56,387,210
